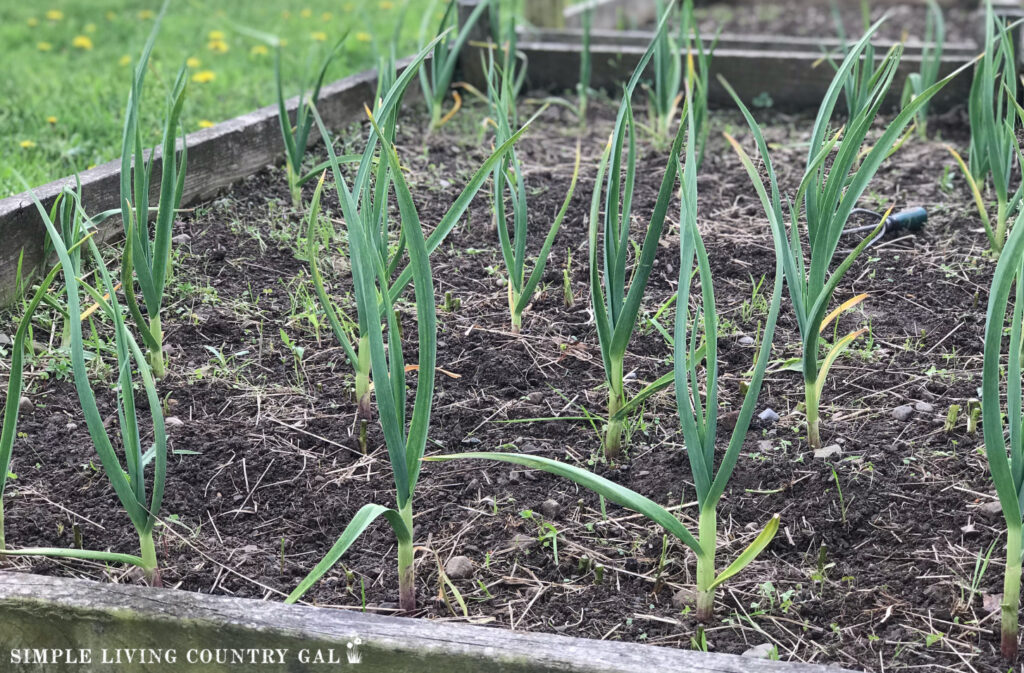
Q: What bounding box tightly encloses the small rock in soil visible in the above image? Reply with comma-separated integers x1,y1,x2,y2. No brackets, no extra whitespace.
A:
65,422,77,431
460,436,481,446
672,587,695,609
445,555,474,580
165,416,185,427
758,408,780,423
171,233,192,245
814,444,842,459
914,401,935,413
960,522,978,535
540,499,561,519
757,439,773,452
978,501,1003,516
743,643,776,659
526,392,544,404
0,334,10,346
18,396,31,413
891,405,914,421
738,335,755,346
511,533,537,550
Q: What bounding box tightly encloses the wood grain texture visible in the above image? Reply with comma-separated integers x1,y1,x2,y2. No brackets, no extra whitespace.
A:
0,64,384,307
0,572,855,673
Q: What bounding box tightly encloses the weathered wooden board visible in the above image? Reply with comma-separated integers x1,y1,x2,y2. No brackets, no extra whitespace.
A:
511,40,974,112
0,573,856,673
0,63,387,307
520,27,979,58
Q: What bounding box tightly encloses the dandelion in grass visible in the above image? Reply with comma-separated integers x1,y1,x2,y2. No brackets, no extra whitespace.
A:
19,140,36,149
322,12,333,21
208,39,228,53
355,31,372,42
250,45,268,57
311,31,327,42
186,56,201,68
72,36,94,50
138,10,154,20
300,8,313,18
198,120,215,128
105,11,116,21
37,42,52,52
46,116,57,125
380,1,394,8
192,70,216,83
119,54,132,66
27,17,38,27
45,9,63,21
208,30,225,40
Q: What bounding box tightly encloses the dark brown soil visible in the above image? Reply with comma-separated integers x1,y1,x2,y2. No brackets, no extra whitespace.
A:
691,0,979,45
0,93,1012,672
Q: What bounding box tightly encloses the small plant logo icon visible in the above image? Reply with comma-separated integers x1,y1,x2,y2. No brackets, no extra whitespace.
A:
346,637,362,665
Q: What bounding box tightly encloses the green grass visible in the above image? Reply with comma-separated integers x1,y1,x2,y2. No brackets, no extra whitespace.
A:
0,0,438,197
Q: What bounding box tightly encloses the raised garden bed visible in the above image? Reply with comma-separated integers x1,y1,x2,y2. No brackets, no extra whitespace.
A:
479,0,980,114
0,84,1012,669
0,2,1019,672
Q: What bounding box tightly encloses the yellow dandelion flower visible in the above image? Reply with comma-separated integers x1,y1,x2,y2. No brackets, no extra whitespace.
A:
343,3,354,11
208,30,225,41
85,23,96,33
300,8,312,18
119,54,132,66
46,116,57,125
37,42,53,52
138,10,154,20
45,9,63,21
72,35,94,50
198,120,215,129
322,12,333,21
27,17,39,27
192,70,216,83
186,56,201,68
105,11,116,21
379,1,394,9
207,39,229,53
311,31,327,42
20,140,36,149
250,44,269,57
355,31,371,43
